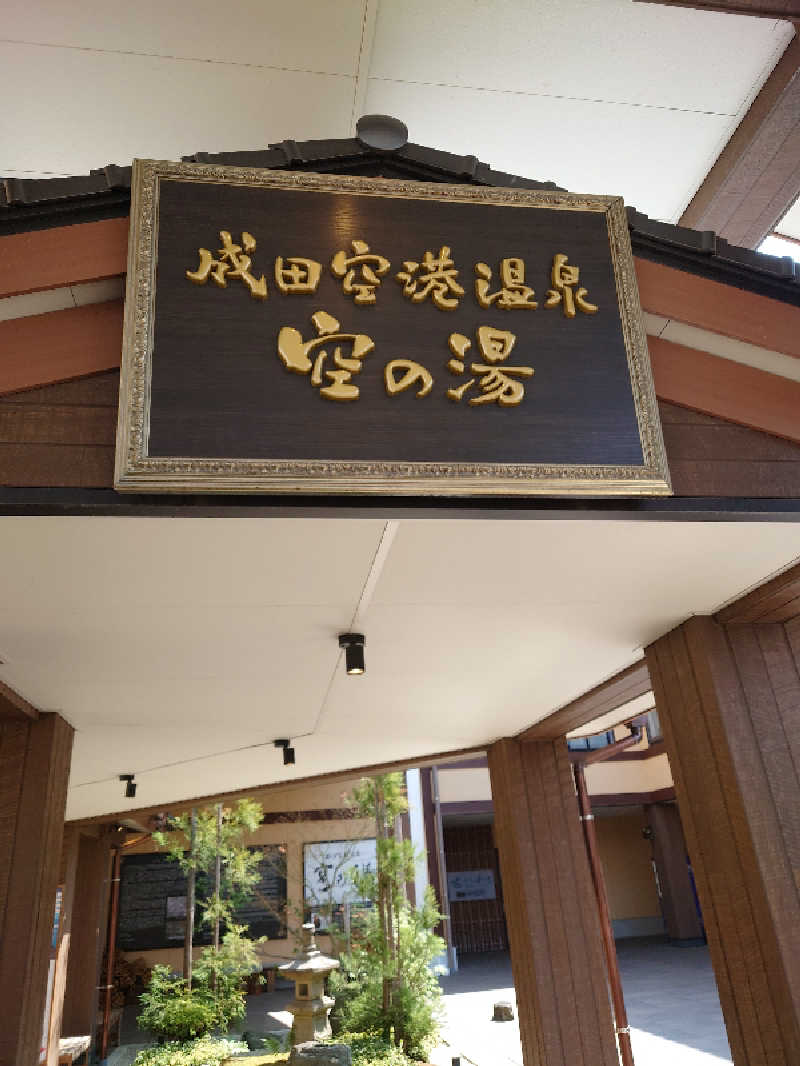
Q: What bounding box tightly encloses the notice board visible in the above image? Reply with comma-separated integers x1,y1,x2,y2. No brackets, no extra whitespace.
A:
117,847,287,951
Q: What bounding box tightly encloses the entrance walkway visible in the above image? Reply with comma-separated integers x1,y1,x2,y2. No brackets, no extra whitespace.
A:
433,941,731,1066
113,940,730,1065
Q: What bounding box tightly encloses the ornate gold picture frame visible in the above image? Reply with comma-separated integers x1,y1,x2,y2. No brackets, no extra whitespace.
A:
115,159,670,496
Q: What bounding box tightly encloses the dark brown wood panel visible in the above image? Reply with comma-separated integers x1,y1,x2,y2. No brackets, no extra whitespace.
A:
1,374,799,498
644,802,704,942
646,617,800,1065
0,679,39,720
716,559,800,624
47,828,80,1066
0,720,29,938
668,460,800,497
677,32,800,246
0,443,116,487
62,832,113,1041
0,403,117,446
0,713,74,1066
488,738,618,1066
636,2,799,21
8,374,120,407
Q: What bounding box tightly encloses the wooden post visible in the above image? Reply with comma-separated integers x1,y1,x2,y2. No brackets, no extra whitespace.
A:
184,809,196,985
61,831,114,1043
643,802,704,943
0,712,73,1066
646,615,800,1065
488,737,618,1066
46,828,79,1066
99,846,121,1063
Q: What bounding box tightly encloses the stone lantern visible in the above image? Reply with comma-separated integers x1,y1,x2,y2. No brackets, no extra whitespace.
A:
280,923,341,1045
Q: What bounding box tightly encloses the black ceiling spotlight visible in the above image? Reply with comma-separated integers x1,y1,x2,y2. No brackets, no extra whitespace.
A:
339,632,366,676
119,773,136,799
274,738,295,766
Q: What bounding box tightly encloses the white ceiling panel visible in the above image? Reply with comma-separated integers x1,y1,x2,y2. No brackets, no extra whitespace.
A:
0,517,385,609
66,728,466,821
370,0,790,115
0,517,797,820
0,606,350,686
3,0,366,76
369,77,730,222
373,520,797,611
0,42,354,175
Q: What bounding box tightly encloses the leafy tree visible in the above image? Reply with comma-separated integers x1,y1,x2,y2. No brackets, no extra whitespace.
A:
152,799,264,979
333,774,445,1060
142,799,266,1036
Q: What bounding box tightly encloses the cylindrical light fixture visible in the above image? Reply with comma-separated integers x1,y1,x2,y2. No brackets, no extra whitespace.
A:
338,632,366,675
119,773,136,798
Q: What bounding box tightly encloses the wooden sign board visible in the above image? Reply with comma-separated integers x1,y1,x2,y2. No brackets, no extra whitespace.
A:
116,159,670,496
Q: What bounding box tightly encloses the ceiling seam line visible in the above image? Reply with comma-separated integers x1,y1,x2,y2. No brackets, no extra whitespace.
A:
0,37,354,79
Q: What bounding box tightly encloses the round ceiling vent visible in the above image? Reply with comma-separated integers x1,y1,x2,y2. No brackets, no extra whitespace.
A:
356,114,408,151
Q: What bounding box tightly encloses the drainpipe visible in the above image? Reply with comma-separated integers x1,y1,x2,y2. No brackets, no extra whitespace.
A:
573,722,642,1066
431,766,457,974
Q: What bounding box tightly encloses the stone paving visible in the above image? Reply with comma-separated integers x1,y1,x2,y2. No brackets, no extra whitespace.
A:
432,940,732,1066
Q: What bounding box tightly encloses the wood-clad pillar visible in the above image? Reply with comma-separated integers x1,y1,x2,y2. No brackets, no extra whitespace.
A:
61,831,113,1042
46,828,79,1066
644,802,704,943
646,616,800,1065
488,737,618,1066
0,712,74,1066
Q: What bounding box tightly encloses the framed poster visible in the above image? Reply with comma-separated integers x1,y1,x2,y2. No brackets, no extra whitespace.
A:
303,838,377,906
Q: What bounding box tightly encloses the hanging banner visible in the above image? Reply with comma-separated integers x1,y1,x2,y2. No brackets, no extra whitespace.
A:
116,160,670,496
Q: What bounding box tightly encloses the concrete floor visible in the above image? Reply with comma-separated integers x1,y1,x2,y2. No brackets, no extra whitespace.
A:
433,940,731,1066
115,939,731,1066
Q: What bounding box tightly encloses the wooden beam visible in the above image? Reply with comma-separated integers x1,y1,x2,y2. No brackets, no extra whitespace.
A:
519,660,651,741
0,300,123,397
649,334,800,444
716,559,800,624
0,217,128,299
678,33,800,247
636,1,800,16
0,679,39,720
635,256,800,360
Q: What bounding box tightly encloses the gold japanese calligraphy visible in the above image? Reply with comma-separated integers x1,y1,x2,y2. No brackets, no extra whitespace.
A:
447,327,533,406
331,239,391,304
275,256,322,294
544,253,598,318
474,258,537,309
384,359,434,398
186,230,268,299
396,246,464,310
277,311,374,402
182,230,596,411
